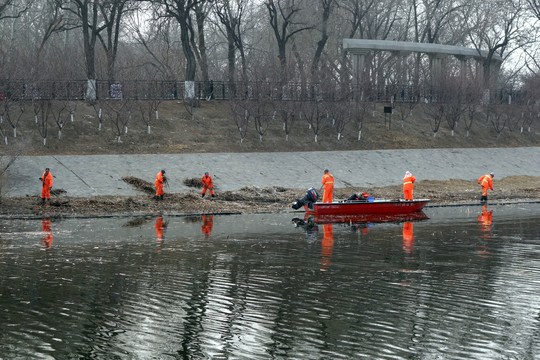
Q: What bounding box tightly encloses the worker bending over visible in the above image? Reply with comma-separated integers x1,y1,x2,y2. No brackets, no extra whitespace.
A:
403,171,416,200
478,172,494,202
201,172,214,198
39,167,53,203
155,170,167,201
321,169,334,203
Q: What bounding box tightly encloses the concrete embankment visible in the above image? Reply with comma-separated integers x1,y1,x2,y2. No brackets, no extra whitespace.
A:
4,147,540,198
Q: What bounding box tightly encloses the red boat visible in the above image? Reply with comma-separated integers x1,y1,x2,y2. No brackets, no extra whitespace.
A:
305,198,430,216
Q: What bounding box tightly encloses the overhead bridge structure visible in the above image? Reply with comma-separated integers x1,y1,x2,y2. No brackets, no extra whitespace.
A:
343,39,502,89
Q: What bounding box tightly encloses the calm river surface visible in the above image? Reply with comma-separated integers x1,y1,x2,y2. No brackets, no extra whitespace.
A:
1,204,539,359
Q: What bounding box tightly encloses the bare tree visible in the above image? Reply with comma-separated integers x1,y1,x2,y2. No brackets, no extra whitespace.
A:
486,103,508,137
265,0,311,88
102,100,130,142
277,100,296,141
301,99,325,142
37,100,52,145
214,0,250,85
51,101,70,139
423,100,446,137
230,98,250,143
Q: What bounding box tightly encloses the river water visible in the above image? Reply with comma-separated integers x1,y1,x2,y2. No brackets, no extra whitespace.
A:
1,204,539,359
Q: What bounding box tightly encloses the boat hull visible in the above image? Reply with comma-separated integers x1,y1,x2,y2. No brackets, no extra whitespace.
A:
311,211,429,224
306,199,430,216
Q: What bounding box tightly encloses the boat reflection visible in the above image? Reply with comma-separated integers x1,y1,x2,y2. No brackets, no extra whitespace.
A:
310,211,429,225
41,219,53,248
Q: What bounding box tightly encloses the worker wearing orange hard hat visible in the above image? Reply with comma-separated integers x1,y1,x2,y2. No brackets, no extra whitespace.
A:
403,171,416,201
321,169,334,203
478,172,494,202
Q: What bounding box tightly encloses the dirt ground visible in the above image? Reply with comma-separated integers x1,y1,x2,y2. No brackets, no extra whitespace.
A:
1,175,538,219
1,100,539,218
4,100,540,156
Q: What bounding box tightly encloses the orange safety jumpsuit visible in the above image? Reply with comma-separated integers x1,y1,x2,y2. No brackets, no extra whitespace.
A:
155,171,165,197
201,174,214,196
201,215,214,238
41,171,53,199
478,174,493,197
403,172,416,200
320,224,334,271
321,172,334,203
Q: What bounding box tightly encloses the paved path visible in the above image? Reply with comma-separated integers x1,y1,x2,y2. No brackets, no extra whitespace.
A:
3,147,540,198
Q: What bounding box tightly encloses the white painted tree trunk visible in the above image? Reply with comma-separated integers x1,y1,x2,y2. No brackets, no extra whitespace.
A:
308,123,312,129
155,110,159,120
43,138,47,146
70,113,74,122
147,125,151,134
98,122,102,130
451,129,455,136
520,126,523,133
433,131,437,137
124,126,128,134
116,136,122,143
259,134,263,142
4,136,8,145
314,134,318,142
35,115,38,124
358,130,362,141
58,130,62,139
13,128,16,137
466,130,470,137
337,132,341,140
285,134,289,141
283,122,286,131
0,115,2,123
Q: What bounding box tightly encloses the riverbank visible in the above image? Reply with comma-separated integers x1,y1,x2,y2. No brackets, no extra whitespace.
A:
1,176,539,219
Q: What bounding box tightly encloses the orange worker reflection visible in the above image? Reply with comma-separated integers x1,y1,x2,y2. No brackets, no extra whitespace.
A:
41,219,53,248
155,217,165,241
477,205,493,256
320,224,334,271
202,215,214,238
402,222,414,254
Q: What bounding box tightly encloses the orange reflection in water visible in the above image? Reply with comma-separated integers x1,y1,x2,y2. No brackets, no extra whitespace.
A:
477,205,493,256
402,222,414,254
41,219,53,248
320,224,334,271
202,215,214,239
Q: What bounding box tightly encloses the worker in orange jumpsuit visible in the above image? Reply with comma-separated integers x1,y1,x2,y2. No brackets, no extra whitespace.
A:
402,222,414,254
201,215,214,238
155,170,167,200
201,172,214,198
321,169,334,203
39,167,53,203
320,223,334,271
478,172,494,202
403,171,416,200
41,219,53,248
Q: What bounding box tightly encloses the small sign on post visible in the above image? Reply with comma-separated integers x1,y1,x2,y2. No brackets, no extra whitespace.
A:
384,106,393,129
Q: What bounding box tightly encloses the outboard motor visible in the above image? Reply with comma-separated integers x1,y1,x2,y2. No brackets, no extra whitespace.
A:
292,187,319,210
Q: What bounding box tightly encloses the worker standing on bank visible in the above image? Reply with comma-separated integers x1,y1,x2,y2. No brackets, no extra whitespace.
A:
321,169,334,203
155,170,167,201
478,172,494,202
39,167,53,203
403,171,416,200
201,172,214,198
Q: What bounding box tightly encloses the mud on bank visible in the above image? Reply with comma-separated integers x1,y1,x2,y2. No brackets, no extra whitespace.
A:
1,176,539,219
